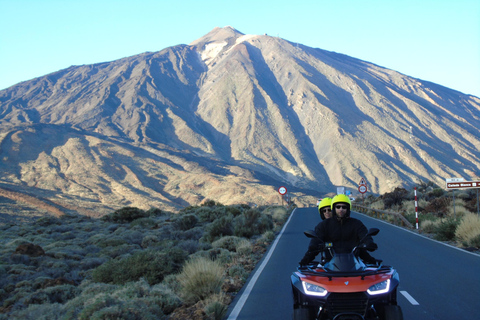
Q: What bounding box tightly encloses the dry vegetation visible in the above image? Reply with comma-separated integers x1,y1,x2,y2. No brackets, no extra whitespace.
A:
358,181,480,249
0,202,290,319
1,180,479,319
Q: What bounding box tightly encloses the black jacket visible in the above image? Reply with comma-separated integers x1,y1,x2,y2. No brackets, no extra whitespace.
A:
299,217,374,265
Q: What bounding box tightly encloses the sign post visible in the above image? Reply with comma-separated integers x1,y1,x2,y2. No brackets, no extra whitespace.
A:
358,178,367,204
446,178,480,217
278,186,287,206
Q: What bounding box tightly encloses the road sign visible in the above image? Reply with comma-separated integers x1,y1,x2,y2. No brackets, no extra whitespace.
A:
278,186,287,195
358,185,367,194
446,177,465,183
446,181,480,190
359,178,367,186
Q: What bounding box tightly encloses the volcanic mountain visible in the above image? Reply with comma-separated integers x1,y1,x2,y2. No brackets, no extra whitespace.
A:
1,26,479,217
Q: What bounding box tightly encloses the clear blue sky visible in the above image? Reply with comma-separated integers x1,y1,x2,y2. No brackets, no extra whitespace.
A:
1,0,479,97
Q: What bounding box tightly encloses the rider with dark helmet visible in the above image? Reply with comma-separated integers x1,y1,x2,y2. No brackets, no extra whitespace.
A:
299,194,377,266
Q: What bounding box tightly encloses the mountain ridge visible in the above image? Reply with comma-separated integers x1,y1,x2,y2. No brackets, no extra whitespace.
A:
1,26,479,216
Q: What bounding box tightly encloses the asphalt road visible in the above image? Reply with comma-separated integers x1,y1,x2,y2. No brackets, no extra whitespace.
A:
224,206,480,320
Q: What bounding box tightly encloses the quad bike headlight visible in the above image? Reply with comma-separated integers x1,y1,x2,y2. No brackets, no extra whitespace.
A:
302,281,328,296
367,279,390,295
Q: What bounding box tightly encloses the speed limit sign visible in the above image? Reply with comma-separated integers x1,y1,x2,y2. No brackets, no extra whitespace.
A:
358,185,367,194
278,186,287,195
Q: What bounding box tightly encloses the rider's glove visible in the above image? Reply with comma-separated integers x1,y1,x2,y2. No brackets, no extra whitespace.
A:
360,242,378,251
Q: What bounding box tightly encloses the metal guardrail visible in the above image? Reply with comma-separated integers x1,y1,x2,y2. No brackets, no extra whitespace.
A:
352,204,414,229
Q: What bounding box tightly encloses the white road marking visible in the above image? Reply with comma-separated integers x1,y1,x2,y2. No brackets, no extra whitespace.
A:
400,290,420,305
226,208,297,320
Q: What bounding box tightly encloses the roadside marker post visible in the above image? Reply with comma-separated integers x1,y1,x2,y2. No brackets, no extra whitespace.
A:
414,187,418,229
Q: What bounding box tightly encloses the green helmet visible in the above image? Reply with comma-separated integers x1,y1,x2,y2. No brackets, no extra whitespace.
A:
331,194,352,219
317,197,332,220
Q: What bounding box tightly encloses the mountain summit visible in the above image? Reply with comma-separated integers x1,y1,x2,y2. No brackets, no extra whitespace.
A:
1,27,479,216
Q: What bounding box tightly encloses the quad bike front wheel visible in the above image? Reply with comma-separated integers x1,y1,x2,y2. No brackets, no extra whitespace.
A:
383,305,403,320
293,307,315,320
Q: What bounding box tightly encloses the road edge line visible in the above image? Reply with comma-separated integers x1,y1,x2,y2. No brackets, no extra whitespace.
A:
226,207,297,320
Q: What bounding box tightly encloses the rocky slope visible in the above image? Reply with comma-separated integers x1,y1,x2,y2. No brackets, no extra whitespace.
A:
1,26,479,217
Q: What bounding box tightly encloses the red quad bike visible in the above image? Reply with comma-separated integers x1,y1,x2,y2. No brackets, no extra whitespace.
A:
291,228,403,320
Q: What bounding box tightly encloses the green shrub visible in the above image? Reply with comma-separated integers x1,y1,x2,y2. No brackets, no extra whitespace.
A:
35,216,62,227
212,236,243,252
95,236,128,248
434,218,459,241
92,248,187,285
75,293,166,320
235,239,253,256
145,207,163,216
227,265,248,279
233,209,273,238
204,293,228,320
101,207,148,223
202,215,233,242
179,257,224,304
201,199,223,207
174,214,198,231
130,217,157,228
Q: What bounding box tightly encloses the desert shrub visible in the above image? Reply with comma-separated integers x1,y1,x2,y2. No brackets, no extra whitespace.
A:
121,230,144,246
201,215,234,242
382,187,408,208
79,257,107,270
179,257,224,304
174,226,204,241
428,188,445,198
260,230,276,242
98,244,140,259
130,217,157,228
101,207,148,223
201,199,223,207
94,236,128,248
22,284,80,305
424,197,451,217
92,248,187,285
235,238,253,256
35,216,62,227
190,248,232,265
225,206,242,216
212,236,243,252
141,235,160,248
420,219,439,233
269,206,288,223
227,264,249,279
196,206,232,223
75,293,166,320
145,207,163,216
162,274,182,295
233,209,273,238
455,213,480,247
174,214,198,231
203,293,229,320
0,302,64,320
447,203,470,217
434,218,460,241
111,279,181,315
369,200,384,210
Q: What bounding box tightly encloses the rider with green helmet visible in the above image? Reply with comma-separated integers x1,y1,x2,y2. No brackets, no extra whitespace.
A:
317,197,332,220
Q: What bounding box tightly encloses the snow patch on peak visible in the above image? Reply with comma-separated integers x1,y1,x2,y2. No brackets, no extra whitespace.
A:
235,34,258,45
200,41,227,64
